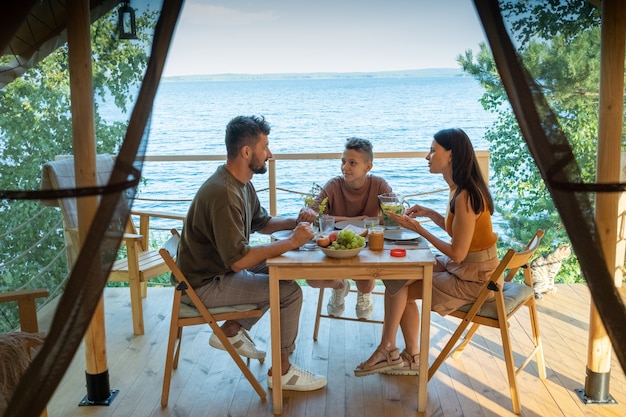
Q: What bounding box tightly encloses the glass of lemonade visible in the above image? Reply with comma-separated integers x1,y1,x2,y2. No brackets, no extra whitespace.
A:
378,193,408,229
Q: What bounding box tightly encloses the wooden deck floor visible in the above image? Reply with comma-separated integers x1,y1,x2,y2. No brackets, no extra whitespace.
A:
40,284,626,417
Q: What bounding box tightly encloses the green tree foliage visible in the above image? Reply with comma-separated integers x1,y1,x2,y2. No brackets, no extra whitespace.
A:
458,1,603,282
0,9,157,332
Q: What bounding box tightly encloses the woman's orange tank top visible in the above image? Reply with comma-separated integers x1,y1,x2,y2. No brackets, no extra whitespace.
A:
445,198,497,251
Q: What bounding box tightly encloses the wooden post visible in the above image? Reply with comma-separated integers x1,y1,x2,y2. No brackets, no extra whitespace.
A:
67,0,114,405
269,158,277,216
581,0,626,404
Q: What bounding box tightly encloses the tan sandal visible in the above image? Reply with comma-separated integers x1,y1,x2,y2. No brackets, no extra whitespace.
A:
354,345,403,377
383,350,420,376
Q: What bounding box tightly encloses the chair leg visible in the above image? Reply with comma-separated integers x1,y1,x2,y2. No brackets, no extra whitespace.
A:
496,294,521,415
313,288,325,341
428,317,475,381
127,243,145,335
129,276,144,335
528,302,547,379
208,324,267,401
173,327,183,369
499,319,521,414
451,322,480,359
161,322,181,407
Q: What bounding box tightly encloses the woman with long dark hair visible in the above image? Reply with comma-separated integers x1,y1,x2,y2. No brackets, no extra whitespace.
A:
355,128,498,376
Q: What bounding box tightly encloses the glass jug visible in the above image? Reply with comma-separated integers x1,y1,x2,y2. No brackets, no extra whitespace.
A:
378,193,409,229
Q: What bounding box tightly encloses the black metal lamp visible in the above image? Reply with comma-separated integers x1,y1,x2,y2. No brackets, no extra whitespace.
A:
118,0,137,40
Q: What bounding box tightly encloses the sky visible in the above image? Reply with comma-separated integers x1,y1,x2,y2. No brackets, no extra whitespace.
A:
162,0,487,77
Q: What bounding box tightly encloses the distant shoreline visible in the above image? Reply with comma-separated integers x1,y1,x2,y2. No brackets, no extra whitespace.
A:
162,68,464,82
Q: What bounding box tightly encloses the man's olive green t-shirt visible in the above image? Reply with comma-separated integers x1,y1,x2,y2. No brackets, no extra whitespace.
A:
177,164,270,288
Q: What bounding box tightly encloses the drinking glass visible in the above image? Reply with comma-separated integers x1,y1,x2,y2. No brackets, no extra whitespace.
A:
368,226,385,251
319,215,336,234
363,217,380,231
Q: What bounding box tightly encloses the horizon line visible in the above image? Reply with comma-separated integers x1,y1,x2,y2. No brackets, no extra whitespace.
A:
163,67,463,79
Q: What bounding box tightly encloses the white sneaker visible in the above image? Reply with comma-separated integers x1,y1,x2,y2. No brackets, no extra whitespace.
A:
327,280,350,317
356,291,374,320
267,364,327,391
209,328,266,360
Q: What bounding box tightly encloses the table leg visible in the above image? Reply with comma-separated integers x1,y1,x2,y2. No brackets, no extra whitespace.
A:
417,264,433,415
268,267,283,414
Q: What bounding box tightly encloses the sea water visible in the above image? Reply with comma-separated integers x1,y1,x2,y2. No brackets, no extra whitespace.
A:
132,70,500,237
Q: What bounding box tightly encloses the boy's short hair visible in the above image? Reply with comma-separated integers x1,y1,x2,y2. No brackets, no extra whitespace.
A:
345,137,373,162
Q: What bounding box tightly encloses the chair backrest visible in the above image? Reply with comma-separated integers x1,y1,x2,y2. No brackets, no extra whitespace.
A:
161,229,181,260
41,155,135,267
492,230,544,286
159,229,186,286
40,155,117,229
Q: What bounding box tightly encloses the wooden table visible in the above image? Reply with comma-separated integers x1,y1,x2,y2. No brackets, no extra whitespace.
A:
267,242,436,415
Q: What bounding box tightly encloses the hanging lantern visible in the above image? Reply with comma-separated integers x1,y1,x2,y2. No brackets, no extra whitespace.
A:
118,0,137,40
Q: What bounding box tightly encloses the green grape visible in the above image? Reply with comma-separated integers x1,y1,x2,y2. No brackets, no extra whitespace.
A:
323,234,365,252
329,228,364,250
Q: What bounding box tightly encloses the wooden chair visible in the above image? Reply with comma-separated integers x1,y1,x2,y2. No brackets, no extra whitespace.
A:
312,285,384,341
159,230,266,407
0,289,49,417
41,155,185,335
0,289,49,334
427,230,546,415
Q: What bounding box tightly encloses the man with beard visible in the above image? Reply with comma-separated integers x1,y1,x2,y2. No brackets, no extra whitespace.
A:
176,115,327,391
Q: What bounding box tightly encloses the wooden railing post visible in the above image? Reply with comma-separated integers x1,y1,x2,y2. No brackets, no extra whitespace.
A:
269,158,277,216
